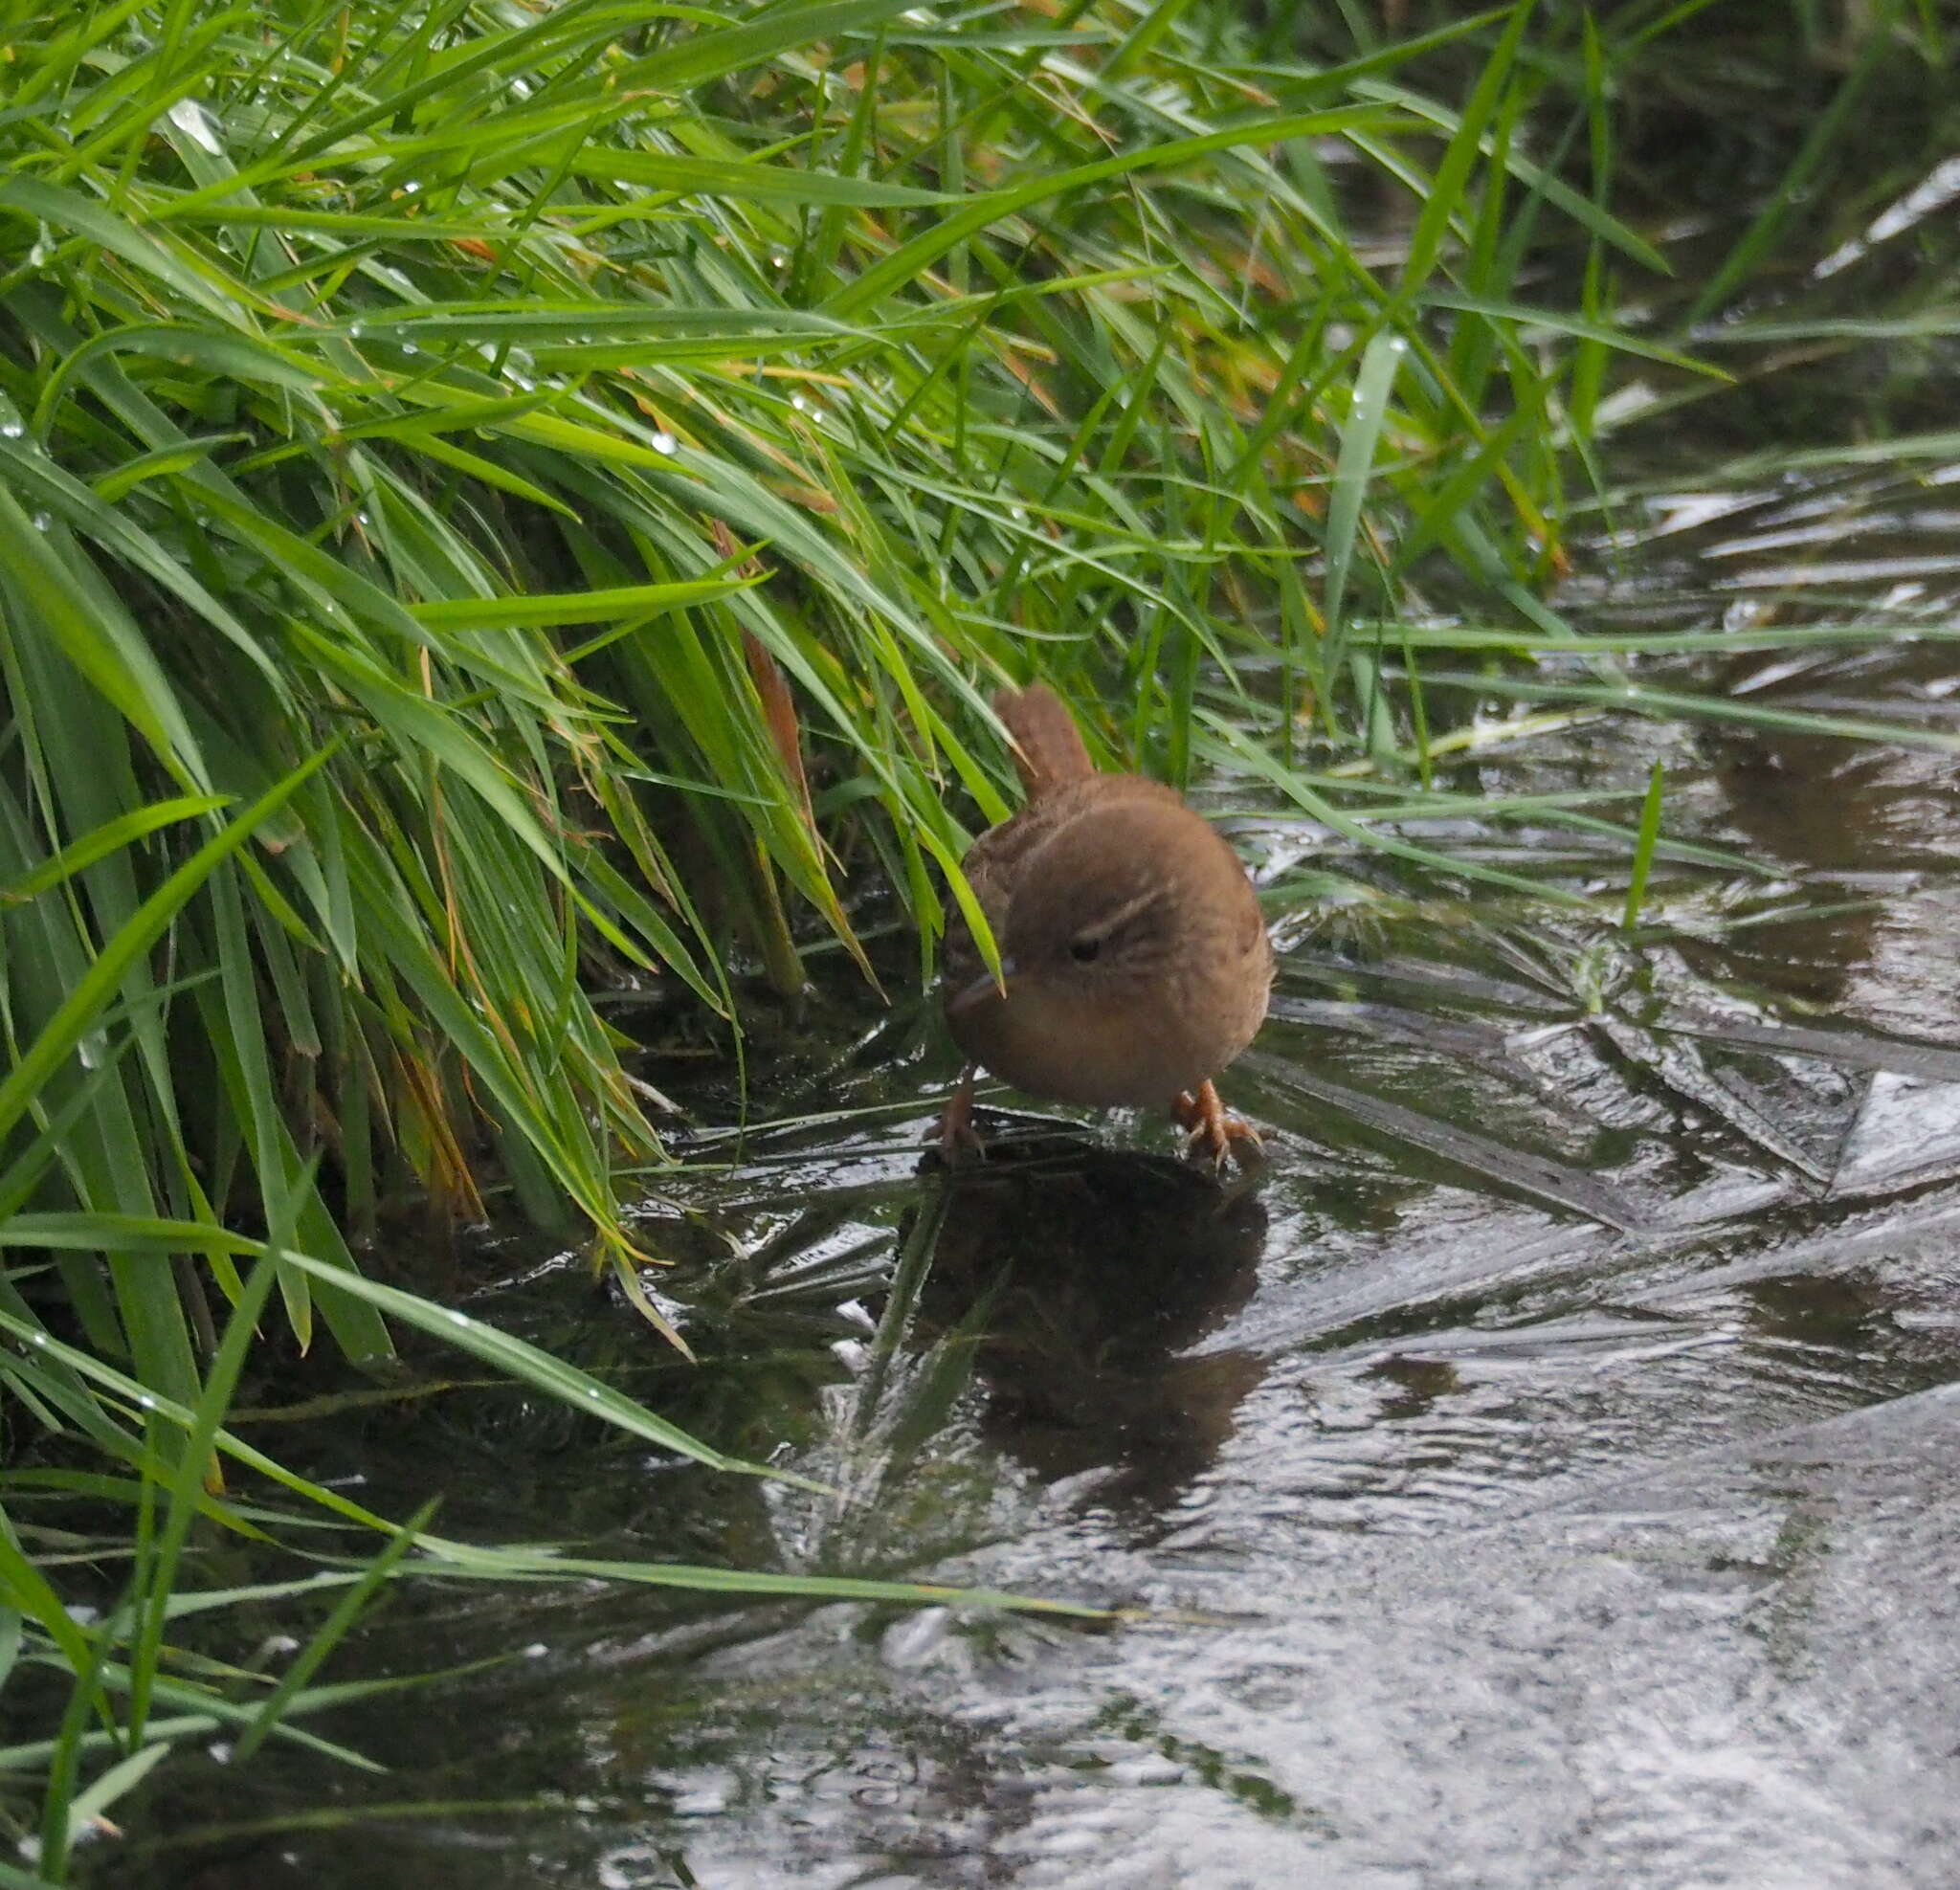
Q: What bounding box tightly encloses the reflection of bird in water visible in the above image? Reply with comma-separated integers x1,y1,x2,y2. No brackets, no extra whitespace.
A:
917,1135,1268,1507
939,685,1272,1168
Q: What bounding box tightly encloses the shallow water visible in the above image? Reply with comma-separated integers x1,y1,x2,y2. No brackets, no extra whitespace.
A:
108,332,1960,1890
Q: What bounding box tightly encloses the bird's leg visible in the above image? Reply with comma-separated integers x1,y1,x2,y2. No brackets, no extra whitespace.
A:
935,1065,987,1164
1173,1080,1264,1172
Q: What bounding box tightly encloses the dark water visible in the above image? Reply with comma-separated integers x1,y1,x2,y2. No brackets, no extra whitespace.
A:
111,261,1960,1890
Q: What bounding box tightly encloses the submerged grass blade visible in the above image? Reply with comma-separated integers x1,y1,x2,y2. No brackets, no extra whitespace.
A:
1621,762,1666,933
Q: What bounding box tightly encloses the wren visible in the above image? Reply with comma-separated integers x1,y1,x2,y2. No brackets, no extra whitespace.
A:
939,684,1272,1167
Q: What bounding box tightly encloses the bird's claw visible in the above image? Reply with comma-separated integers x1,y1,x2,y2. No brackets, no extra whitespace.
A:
933,1068,987,1166
1174,1080,1264,1174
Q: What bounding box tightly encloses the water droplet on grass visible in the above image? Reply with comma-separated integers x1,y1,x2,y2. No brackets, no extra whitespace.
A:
167,98,224,155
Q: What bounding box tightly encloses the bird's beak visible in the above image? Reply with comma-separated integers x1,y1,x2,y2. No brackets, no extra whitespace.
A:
947,955,1016,1017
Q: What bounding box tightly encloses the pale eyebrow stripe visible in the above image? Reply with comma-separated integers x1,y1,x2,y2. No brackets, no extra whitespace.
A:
1074,885,1167,944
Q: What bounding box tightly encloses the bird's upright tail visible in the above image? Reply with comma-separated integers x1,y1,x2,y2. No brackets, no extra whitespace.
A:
994,684,1094,798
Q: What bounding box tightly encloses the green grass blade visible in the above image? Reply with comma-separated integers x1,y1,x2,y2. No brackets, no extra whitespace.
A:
1620,761,1666,934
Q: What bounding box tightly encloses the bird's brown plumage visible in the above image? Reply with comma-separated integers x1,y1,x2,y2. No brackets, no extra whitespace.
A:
941,686,1272,1155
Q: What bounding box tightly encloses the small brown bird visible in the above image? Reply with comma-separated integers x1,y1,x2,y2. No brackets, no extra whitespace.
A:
939,684,1273,1167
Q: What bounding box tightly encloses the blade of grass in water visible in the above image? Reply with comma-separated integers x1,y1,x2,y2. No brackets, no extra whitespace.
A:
1621,762,1666,933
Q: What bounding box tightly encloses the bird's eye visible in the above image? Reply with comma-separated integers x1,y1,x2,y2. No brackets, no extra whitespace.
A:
1068,936,1101,964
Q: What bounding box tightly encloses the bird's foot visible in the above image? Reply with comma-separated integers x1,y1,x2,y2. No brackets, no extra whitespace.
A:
933,1068,988,1166
1173,1080,1264,1173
